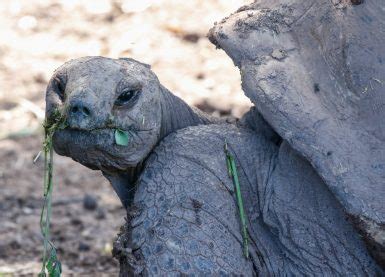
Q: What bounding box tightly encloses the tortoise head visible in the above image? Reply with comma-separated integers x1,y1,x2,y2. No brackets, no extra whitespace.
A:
45,56,162,172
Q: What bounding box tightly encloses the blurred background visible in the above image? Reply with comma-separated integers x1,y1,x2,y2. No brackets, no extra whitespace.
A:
0,0,251,275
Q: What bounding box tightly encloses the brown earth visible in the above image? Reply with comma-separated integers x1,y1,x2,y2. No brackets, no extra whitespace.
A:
0,0,251,275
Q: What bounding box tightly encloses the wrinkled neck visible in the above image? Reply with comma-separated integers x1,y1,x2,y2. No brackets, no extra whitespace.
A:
159,86,215,138
104,87,218,209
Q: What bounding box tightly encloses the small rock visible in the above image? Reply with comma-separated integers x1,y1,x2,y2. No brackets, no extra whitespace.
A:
196,73,205,80
70,217,83,226
78,242,91,252
22,207,33,215
9,240,21,249
182,33,201,43
83,194,98,210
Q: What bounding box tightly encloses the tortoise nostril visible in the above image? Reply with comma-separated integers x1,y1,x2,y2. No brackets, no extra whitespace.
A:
70,104,91,117
71,106,79,113
351,0,364,5
82,106,91,116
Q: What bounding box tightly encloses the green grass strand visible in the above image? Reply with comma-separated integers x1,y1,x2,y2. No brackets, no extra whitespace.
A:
224,142,249,259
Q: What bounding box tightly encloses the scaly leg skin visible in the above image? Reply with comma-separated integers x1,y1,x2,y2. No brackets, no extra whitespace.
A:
115,124,380,275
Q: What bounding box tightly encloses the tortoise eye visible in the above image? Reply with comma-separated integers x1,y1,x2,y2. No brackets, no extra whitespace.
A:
53,76,66,100
115,88,140,107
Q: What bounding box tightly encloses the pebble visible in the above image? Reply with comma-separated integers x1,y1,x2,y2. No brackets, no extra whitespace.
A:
83,194,98,211
78,241,91,252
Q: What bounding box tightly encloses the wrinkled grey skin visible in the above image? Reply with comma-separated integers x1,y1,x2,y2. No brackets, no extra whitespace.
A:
46,56,214,206
46,0,385,273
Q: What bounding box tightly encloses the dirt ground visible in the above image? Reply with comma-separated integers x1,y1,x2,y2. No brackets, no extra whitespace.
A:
0,0,252,275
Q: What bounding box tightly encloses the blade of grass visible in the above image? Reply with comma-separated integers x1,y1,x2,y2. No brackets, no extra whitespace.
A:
224,141,249,259
38,109,65,277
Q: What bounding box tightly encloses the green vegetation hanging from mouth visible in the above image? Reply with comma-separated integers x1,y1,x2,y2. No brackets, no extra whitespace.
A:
39,109,67,277
38,110,134,274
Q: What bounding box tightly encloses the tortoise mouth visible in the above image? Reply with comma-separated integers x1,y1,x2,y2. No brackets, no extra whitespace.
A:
63,124,154,133
52,126,158,172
